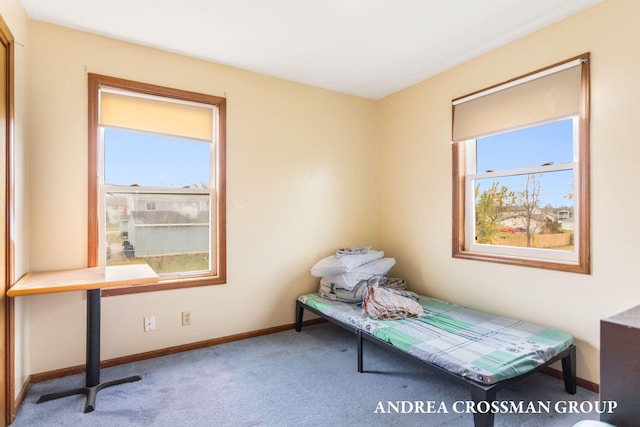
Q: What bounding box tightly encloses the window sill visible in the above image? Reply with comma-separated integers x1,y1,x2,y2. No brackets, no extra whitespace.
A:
452,250,590,274
101,275,226,297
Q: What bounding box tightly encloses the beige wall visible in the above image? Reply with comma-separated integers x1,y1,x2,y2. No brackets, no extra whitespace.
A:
4,0,638,394
22,21,378,372
377,0,640,383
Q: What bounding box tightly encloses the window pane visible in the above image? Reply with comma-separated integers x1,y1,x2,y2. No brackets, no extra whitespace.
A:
474,170,574,251
105,192,211,274
476,119,573,173
104,128,210,188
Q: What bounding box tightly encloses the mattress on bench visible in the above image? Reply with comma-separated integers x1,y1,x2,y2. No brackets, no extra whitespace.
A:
298,292,573,385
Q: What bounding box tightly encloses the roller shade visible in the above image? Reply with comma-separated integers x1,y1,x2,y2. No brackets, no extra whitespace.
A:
452,57,585,142
100,90,214,142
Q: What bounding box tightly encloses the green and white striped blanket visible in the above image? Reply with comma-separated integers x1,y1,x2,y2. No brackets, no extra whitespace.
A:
298,293,573,385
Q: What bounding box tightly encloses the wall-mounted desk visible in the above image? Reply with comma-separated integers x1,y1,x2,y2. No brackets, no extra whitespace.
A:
7,264,159,413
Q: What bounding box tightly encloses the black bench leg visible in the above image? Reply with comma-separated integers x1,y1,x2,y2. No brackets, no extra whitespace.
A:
561,345,577,394
357,331,363,373
470,387,496,427
295,301,304,332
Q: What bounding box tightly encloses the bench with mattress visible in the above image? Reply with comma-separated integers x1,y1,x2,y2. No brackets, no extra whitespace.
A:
295,292,576,427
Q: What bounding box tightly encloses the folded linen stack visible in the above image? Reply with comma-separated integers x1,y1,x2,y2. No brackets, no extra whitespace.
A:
310,247,398,303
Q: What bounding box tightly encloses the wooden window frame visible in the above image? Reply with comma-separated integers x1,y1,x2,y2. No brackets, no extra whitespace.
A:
452,54,590,274
88,74,226,295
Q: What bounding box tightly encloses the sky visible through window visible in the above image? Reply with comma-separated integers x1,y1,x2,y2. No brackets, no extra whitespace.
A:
475,119,574,208
104,128,210,188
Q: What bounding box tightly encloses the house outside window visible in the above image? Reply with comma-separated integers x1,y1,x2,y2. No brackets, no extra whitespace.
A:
452,54,590,274
88,74,226,294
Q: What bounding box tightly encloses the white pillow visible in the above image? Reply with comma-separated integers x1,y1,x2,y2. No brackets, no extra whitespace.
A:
320,258,396,290
352,257,395,275
310,250,384,277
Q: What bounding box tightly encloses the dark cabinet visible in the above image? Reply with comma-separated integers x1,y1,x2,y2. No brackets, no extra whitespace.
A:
600,305,640,426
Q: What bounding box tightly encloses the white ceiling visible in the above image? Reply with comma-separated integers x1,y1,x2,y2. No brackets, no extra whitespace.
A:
21,0,603,99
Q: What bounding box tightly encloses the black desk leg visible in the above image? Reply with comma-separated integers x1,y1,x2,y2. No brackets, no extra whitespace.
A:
37,289,141,413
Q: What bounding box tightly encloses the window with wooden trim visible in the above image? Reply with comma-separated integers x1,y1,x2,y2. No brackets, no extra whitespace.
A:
88,74,226,294
452,54,590,274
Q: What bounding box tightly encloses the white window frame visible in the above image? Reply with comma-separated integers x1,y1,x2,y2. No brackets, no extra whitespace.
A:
463,117,580,264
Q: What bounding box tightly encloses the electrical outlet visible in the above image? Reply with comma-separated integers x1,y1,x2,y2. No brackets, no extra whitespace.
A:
182,311,191,326
144,316,156,332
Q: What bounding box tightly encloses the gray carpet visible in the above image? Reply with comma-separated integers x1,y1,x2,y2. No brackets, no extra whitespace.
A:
12,322,600,426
